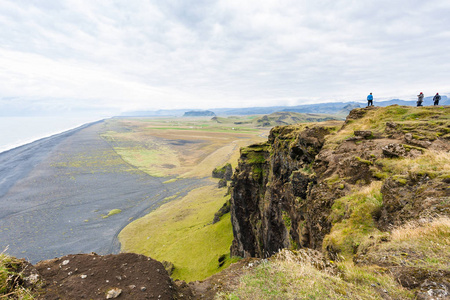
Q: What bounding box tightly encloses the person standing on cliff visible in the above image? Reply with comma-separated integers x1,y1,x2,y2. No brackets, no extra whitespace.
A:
367,93,373,106
417,92,424,106
433,93,441,105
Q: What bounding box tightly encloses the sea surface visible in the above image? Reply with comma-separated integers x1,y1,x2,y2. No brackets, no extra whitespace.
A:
0,116,105,153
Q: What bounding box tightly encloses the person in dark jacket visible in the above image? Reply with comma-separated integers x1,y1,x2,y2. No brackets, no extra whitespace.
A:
367,93,373,106
417,92,424,106
433,93,441,105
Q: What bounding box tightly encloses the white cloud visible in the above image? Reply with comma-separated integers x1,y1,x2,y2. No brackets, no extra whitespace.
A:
0,0,449,114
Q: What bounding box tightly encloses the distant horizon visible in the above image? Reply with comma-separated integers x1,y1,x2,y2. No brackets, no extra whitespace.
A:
1,96,447,154
2,94,448,117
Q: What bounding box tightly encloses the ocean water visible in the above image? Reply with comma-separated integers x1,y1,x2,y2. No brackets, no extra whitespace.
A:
0,116,105,153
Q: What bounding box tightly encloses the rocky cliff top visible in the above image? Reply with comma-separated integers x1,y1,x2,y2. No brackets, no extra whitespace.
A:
229,105,449,298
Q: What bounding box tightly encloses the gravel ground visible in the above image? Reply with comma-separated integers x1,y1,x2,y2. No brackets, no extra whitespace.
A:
0,121,205,263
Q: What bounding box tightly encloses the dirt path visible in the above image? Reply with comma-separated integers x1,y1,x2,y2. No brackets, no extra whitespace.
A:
0,121,205,263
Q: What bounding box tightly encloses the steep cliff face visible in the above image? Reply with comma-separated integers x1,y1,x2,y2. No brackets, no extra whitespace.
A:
230,106,450,259
230,123,339,257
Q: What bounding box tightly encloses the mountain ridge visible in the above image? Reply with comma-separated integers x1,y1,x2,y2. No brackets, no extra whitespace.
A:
121,96,449,117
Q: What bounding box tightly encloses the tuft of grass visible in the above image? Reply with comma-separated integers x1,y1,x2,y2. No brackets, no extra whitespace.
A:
324,181,384,258
102,209,122,218
377,150,450,178
362,217,450,271
355,156,373,166
163,178,178,184
0,251,37,299
119,184,234,281
220,250,413,299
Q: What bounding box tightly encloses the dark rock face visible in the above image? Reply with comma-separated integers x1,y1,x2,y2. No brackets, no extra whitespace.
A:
230,143,271,258
230,126,333,258
218,178,227,188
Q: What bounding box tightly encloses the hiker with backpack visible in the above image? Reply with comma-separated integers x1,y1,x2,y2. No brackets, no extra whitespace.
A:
433,93,441,105
417,92,424,106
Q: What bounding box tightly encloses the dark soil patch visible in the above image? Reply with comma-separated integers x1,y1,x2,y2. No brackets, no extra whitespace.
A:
36,253,174,300
31,253,258,300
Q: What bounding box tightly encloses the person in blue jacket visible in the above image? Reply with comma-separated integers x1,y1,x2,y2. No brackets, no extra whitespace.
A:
367,93,373,106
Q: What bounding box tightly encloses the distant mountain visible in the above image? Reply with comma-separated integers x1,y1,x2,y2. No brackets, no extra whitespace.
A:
211,101,363,115
280,102,362,115
253,112,339,127
120,109,188,117
183,110,216,117
375,96,448,106
120,97,449,117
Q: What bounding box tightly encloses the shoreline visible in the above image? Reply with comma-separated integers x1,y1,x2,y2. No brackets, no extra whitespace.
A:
0,120,104,198
0,117,107,155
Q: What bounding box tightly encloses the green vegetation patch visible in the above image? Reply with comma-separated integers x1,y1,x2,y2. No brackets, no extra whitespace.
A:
324,181,383,257
361,217,450,271
1,252,38,299
377,150,450,179
114,146,179,177
355,156,373,166
119,185,234,281
102,209,122,219
396,120,450,140
240,143,270,165
221,251,412,299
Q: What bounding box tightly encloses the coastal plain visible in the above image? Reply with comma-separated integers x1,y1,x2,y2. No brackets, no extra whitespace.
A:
0,115,267,269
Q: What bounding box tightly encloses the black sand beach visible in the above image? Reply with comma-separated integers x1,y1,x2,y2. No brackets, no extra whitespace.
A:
0,121,204,263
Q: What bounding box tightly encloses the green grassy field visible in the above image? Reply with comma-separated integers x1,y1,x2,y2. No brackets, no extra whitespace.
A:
119,184,235,281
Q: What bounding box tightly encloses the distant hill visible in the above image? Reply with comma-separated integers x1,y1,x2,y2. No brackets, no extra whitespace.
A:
373,96,448,106
183,110,216,117
120,96,449,117
120,109,189,117
253,112,340,127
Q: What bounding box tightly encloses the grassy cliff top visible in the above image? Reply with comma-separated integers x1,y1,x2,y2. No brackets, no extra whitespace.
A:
326,105,450,149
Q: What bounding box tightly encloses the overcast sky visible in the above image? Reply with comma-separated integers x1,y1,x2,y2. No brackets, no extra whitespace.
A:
0,0,449,115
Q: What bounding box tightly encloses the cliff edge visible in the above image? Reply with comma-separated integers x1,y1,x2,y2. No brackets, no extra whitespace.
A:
230,105,449,298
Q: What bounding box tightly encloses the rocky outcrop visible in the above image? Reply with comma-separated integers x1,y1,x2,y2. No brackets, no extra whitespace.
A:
230,125,335,257
213,199,231,224
212,163,233,181
378,175,450,231
230,106,450,259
